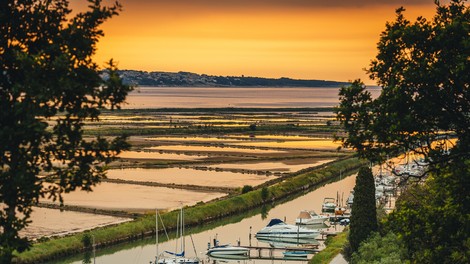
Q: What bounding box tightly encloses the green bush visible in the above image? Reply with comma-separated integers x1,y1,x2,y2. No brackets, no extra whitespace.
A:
241,185,254,194
351,232,407,264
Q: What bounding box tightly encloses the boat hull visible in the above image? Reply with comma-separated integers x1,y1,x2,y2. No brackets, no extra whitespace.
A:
295,217,328,225
256,218,319,240
255,231,318,239
283,251,309,258
207,248,249,256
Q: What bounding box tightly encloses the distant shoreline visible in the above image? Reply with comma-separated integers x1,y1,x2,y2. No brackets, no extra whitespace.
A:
112,70,350,88
134,85,345,88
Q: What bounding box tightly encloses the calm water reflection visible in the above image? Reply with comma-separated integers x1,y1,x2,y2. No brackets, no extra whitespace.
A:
41,182,225,213
23,207,131,240
107,167,276,188
125,87,381,109
53,174,356,264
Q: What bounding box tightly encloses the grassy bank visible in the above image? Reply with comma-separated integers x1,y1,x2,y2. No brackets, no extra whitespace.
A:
14,157,364,263
310,230,348,264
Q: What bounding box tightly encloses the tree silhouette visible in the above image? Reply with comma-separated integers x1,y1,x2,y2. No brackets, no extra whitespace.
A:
348,167,377,257
0,0,132,261
336,0,469,177
336,0,469,262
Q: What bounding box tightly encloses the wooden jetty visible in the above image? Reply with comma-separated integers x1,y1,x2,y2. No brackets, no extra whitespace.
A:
243,244,321,258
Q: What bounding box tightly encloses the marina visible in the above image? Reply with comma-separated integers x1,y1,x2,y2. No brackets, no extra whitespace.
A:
49,173,357,264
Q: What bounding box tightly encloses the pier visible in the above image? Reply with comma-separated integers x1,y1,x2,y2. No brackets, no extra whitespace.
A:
243,244,321,258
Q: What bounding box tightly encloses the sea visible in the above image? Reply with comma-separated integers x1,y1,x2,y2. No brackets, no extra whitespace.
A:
123,86,381,109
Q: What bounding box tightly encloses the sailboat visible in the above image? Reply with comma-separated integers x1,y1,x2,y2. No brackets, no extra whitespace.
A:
153,207,199,264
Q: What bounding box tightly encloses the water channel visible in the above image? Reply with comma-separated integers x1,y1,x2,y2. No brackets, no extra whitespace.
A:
52,173,356,264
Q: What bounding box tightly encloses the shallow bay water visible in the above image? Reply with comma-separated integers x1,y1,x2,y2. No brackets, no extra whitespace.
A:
41,182,225,213
124,86,381,109
146,145,287,154
118,151,209,160
23,207,131,240
206,158,334,172
106,167,277,187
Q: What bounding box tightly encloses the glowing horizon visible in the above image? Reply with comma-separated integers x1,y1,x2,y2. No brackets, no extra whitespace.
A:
73,0,438,84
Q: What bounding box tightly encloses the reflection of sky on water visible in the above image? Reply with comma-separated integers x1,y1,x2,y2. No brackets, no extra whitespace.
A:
24,207,131,240
207,159,334,173
124,87,381,109
146,145,286,154
231,140,341,150
119,150,208,160
41,182,225,212
107,167,276,187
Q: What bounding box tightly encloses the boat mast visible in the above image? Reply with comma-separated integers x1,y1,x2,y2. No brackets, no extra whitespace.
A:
156,209,158,264
175,213,179,259
182,206,185,256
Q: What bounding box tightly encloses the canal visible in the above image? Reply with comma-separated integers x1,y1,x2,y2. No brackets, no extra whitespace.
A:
52,173,356,264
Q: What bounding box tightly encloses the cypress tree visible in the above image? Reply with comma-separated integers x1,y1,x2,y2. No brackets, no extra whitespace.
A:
348,166,378,255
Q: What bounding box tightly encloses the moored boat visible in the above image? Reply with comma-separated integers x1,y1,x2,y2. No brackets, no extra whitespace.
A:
206,245,249,256
295,210,328,225
321,197,336,213
255,218,319,239
282,250,309,258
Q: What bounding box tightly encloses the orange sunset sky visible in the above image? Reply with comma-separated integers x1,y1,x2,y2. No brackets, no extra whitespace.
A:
72,0,440,83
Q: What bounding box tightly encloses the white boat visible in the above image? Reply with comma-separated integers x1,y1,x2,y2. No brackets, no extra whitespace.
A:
206,245,249,256
207,254,249,261
153,207,199,264
295,210,328,225
346,191,354,207
255,218,319,239
321,198,336,213
283,250,309,258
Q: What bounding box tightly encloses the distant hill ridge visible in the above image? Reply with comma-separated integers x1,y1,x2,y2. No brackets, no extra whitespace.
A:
115,70,348,87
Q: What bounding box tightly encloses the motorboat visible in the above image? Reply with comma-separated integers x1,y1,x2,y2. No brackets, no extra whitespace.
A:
206,245,249,257
282,250,309,259
346,191,354,207
255,218,320,239
321,198,336,213
339,218,350,226
295,210,328,225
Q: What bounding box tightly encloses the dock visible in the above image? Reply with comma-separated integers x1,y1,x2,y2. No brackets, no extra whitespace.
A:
242,244,321,258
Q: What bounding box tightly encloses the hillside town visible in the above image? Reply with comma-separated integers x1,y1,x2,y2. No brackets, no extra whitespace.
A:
114,70,348,87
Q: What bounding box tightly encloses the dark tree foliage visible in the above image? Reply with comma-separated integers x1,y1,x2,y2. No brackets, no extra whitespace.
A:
348,167,377,257
336,0,469,175
261,186,269,201
385,161,470,263
241,185,253,194
0,0,132,261
336,0,470,262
